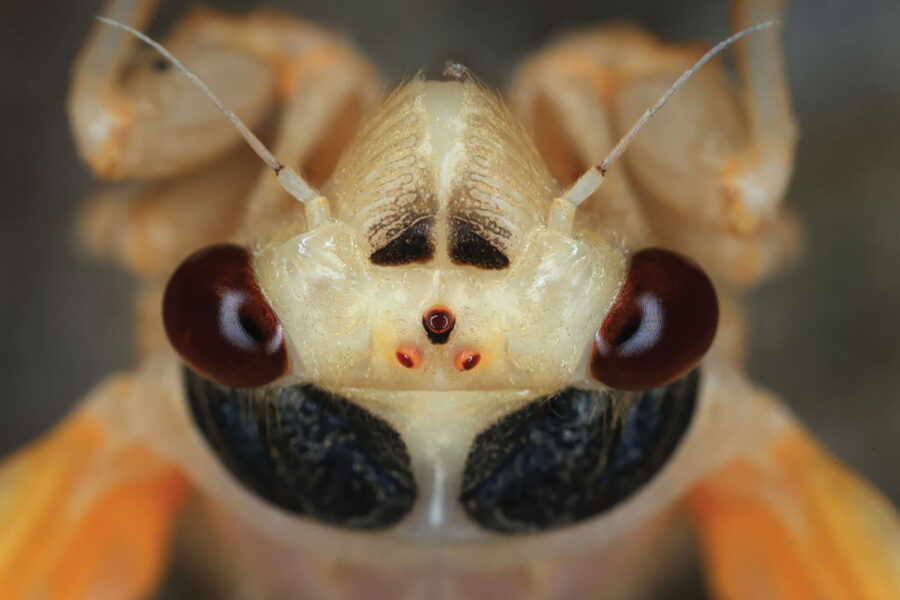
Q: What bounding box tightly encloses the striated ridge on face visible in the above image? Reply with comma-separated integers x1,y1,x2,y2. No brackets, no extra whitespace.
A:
443,80,558,269
329,80,438,265
327,78,559,269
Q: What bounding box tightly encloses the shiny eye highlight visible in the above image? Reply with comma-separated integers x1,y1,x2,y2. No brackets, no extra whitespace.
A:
591,248,718,391
163,244,288,388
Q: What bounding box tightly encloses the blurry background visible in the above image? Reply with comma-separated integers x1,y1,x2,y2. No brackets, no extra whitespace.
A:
0,0,897,597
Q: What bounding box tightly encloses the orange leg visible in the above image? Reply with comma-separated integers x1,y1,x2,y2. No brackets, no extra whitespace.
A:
686,425,900,599
0,375,189,600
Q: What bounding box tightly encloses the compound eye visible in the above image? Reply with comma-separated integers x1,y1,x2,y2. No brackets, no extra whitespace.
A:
591,248,718,391
163,244,288,387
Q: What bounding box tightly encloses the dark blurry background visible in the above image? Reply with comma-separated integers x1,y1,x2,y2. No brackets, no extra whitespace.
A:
1,0,897,597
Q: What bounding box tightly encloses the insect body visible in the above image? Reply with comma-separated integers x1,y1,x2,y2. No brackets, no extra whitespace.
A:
0,0,897,598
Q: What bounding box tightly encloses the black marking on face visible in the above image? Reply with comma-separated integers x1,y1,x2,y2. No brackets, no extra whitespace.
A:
370,217,435,266
185,368,417,530
424,324,453,345
460,370,698,533
449,217,510,270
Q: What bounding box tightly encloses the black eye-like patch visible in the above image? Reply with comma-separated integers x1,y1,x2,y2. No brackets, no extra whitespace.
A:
185,369,417,530
460,370,698,533
449,217,510,270
369,217,435,266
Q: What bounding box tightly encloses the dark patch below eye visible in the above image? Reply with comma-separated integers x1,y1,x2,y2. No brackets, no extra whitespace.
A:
369,217,435,266
185,368,417,530
449,218,510,270
460,370,698,533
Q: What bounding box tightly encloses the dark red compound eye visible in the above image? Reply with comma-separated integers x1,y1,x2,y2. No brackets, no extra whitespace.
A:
163,244,288,388
591,248,718,391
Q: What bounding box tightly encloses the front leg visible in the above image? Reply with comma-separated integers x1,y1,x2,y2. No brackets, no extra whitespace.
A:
685,409,900,599
69,0,381,181
0,363,190,600
511,0,798,286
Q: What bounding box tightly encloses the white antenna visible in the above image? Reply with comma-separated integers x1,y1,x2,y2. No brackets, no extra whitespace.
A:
555,20,779,219
95,16,330,224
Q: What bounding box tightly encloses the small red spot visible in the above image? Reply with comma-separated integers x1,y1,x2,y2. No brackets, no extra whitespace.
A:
396,346,421,369
455,350,481,371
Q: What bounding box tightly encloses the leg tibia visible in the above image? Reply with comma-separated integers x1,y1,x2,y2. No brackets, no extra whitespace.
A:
69,0,380,181
0,374,188,600
511,3,797,287
686,424,900,599
78,146,261,280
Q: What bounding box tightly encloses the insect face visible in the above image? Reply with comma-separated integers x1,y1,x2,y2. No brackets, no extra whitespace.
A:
252,217,625,393
155,67,722,548
249,80,631,394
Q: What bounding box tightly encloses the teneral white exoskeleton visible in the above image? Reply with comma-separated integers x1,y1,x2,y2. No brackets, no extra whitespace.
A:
0,0,897,599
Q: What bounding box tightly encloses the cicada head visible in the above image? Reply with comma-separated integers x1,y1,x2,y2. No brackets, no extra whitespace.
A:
159,78,722,557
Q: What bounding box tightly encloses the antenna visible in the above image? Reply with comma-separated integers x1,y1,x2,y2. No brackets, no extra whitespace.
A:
552,20,779,226
95,16,331,224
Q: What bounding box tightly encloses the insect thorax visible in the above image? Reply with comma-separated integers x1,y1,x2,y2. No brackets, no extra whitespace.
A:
253,79,626,395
